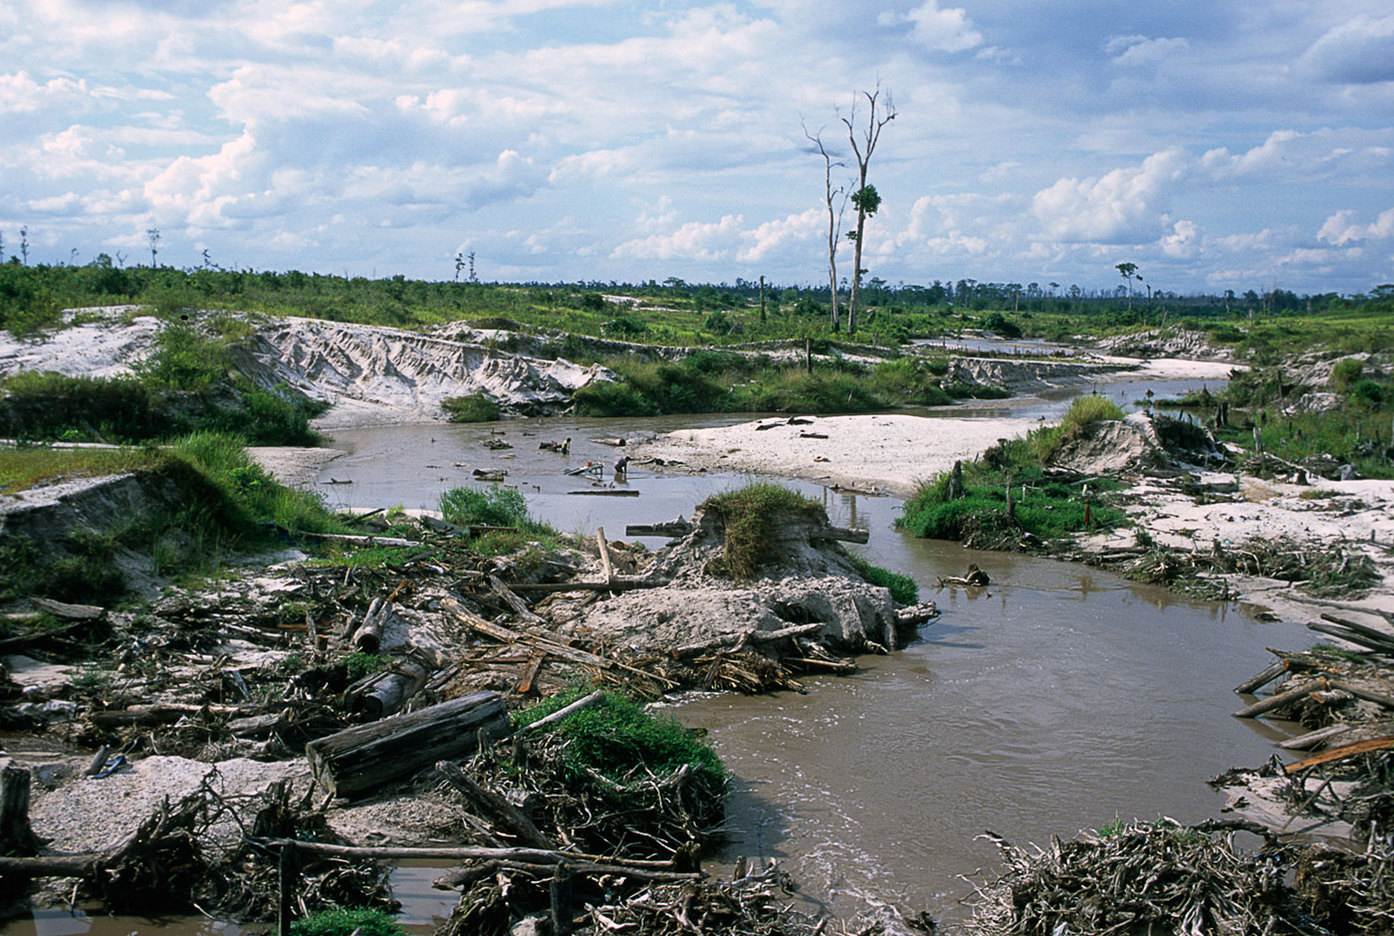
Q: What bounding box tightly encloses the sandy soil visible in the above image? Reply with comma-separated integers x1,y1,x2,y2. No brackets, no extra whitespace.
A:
246,445,346,487
629,413,1041,499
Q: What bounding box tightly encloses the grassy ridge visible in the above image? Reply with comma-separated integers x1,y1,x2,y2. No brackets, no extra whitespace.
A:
0,432,349,604
898,397,1129,548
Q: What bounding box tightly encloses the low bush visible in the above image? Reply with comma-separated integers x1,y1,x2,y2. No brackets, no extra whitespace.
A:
441,392,501,422
440,485,532,529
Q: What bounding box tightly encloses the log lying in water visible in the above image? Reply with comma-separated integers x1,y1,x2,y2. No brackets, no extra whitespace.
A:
623,518,868,543
305,691,510,799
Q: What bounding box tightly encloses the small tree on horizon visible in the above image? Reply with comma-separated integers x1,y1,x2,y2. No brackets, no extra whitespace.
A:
804,122,847,332
1116,261,1139,313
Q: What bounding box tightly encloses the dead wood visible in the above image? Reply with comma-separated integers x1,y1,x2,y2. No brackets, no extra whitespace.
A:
434,760,557,850
305,690,510,799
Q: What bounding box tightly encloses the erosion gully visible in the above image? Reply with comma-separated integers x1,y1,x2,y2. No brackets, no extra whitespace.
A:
8,377,1311,935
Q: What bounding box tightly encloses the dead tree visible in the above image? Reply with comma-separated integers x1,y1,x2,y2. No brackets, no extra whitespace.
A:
839,84,895,336
804,122,847,332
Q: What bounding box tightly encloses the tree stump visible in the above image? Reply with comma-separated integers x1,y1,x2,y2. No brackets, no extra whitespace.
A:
0,765,41,857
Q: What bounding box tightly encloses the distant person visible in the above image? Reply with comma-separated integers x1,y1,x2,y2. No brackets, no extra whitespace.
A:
614,455,629,478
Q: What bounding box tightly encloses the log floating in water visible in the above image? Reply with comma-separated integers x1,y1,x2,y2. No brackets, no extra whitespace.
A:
305,691,510,800
1234,659,1288,695
567,489,639,496
626,519,693,538
1233,679,1325,718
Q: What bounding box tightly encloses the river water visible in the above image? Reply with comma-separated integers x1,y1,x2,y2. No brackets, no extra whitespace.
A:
7,377,1303,935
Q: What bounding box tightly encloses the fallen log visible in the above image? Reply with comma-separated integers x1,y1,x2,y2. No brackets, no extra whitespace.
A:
1233,679,1325,718
567,489,640,496
347,658,429,720
265,838,700,882
1327,678,1394,710
27,596,106,620
1278,724,1353,751
1234,659,1288,695
817,526,869,544
305,691,510,799
435,760,555,850
288,530,418,548
505,579,660,594
1284,735,1394,775
489,575,546,626
626,519,693,538
0,853,102,880
1310,616,1394,653
350,598,391,655
88,702,254,727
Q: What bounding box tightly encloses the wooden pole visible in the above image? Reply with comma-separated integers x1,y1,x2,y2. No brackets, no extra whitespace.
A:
277,842,299,936
550,862,574,936
0,765,40,857
595,527,614,585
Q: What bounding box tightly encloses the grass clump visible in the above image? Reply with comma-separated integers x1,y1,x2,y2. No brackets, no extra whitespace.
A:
897,440,1126,549
441,392,501,422
699,483,824,579
846,553,919,604
1060,394,1125,432
289,907,404,936
439,484,561,555
515,689,725,788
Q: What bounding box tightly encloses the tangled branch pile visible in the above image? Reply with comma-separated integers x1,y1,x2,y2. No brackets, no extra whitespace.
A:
960,819,1394,936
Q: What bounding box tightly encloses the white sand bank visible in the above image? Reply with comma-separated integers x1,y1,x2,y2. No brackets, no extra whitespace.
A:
629,413,1041,498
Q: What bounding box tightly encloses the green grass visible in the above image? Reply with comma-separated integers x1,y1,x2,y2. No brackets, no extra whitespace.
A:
0,432,352,604
289,907,404,936
699,484,826,579
439,484,563,555
846,553,919,604
514,689,725,788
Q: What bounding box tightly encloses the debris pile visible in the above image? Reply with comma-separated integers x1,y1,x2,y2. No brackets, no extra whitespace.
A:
963,819,1391,936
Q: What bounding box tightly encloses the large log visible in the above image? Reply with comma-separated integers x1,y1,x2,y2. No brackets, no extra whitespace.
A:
305,691,510,799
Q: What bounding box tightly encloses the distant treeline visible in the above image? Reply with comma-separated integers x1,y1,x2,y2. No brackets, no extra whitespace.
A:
2,254,1391,339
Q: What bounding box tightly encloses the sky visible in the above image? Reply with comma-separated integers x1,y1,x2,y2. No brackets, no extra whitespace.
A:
2,1,1393,296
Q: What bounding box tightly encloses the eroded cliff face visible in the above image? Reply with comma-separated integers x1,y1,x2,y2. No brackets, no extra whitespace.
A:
945,355,1118,393
236,317,616,427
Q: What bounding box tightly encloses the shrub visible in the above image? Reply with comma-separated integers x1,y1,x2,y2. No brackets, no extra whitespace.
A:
441,392,501,422
440,485,532,529
572,378,660,417
1329,358,1364,392
983,311,1023,339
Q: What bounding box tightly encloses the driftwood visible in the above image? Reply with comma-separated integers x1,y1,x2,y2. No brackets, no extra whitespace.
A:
1279,724,1353,751
505,578,659,594
435,760,555,849
1284,735,1394,775
595,527,615,585
305,691,510,799
515,690,605,735
289,530,417,547
488,575,546,626
626,519,692,538
347,658,429,720
89,702,256,726
266,838,700,883
27,596,106,620
567,489,639,496
1233,679,1325,718
1234,659,1289,695
350,597,390,654
1311,614,1394,654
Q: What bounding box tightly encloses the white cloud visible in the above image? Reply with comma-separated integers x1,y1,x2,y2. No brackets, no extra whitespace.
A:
904,1,982,52
1317,207,1394,245
1298,14,1394,85
1031,149,1189,244
612,214,745,262
1109,36,1189,67
738,208,820,262
0,71,88,114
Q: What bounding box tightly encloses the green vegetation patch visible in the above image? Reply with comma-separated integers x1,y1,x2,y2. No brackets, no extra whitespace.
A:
290,907,404,936
441,391,501,422
514,690,725,789
699,483,825,579
439,484,561,555
846,553,919,604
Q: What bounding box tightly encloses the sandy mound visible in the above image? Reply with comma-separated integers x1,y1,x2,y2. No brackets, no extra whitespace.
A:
1049,413,1224,475
583,497,927,655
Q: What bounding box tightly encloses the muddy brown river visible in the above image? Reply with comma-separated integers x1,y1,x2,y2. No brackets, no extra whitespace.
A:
7,385,1309,935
